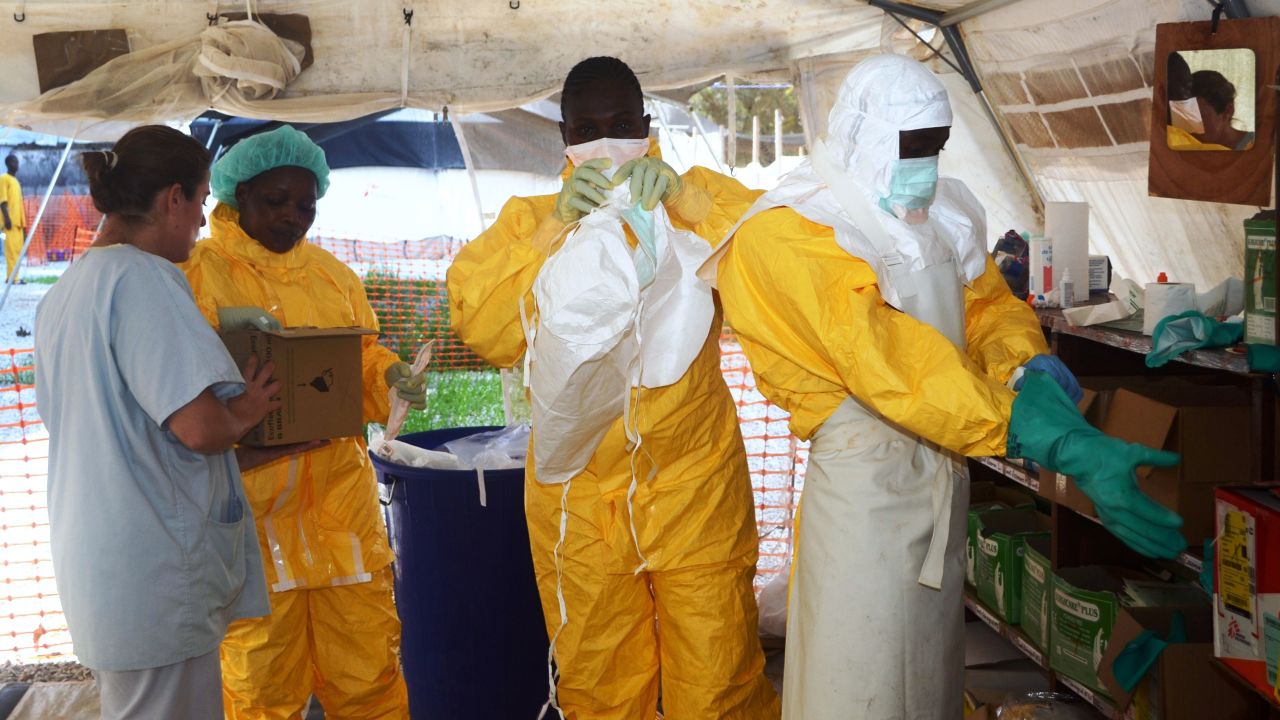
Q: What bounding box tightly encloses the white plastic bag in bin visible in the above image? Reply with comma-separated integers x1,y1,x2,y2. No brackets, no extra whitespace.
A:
442,425,530,470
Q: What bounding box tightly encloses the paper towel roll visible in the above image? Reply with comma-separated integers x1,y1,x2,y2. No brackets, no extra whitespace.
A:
1045,202,1090,304
1143,282,1197,335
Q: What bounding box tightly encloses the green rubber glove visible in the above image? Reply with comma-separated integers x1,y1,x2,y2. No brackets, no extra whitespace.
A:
553,158,613,223
1146,310,1243,368
1112,611,1186,692
384,361,427,410
217,306,282,332
613,157,683,211
1007,372,1187,559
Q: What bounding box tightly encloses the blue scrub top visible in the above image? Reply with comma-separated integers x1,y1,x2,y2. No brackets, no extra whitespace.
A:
35,244,269,672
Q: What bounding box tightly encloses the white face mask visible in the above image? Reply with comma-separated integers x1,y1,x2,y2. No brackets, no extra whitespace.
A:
564,137,651,177
1169,97,1204,135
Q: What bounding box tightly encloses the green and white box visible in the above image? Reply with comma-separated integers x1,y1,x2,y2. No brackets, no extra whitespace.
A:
1051,566,1130,697
1245,219,1275,345
966,483,1036,588
1020,536,1053,652
975,509,1051,624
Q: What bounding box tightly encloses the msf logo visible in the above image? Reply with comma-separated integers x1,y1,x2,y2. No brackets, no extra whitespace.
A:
1227,617,1245,641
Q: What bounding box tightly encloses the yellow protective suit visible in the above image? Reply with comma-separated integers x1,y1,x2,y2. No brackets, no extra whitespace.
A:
182,204,408,719
447,148,780,720
1,174,25,282
715,205,1048,451
1166,125,1232,151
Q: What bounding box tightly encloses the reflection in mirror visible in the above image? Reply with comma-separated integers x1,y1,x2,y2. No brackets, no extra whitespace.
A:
1166,48,1257,151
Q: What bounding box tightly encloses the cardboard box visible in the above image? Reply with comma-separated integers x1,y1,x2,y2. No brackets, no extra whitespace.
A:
1020,536,1053,652
1244,219,1275,345
966,482,1036,588
1099,605,1265,720
1214,485,1280,701
220,327,374,447
1051,566,1142,697
976,509,1051,624
1048,379,1251,545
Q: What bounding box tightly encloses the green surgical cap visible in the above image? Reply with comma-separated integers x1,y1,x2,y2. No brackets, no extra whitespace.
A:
211,125,330,209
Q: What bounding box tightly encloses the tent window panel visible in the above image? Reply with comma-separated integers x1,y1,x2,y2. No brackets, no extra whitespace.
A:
1096,98,1152,145
1024,66,1089,106
1041,106,1110,149
1004,112,1056,149
32,30,130,94
1078,57,1146,97
984,72,1030,107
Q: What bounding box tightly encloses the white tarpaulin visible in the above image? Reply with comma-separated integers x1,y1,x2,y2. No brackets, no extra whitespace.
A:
0,0,1273,288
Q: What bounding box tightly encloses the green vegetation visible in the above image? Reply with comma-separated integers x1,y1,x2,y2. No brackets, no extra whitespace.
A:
689,85,802,167
397,369,505,434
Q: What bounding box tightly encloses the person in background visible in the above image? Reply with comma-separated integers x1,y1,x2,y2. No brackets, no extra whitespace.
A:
448,56,779,719
2,154,25,283
1192,69,1255,151
706,54,1185,720
182,125,422,719
35,125,311,720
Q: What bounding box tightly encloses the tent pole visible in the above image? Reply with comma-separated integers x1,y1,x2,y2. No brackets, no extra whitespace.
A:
205,119,224,149
649,99,686,169
726,75,737,170
646,93,726,173
0,124,79,314
448,111,487,234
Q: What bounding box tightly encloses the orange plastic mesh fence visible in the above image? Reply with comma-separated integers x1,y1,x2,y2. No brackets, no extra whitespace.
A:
18,194,103,265
0,348,71,663
0,225,807,663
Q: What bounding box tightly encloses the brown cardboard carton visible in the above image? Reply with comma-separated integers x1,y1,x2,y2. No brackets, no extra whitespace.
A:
221,327,374,447
1099,606,1264,720
1097,384,1250,544
1044,378,1251,544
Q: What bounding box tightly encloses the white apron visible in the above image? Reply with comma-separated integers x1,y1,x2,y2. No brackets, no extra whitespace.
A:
712,142,975,719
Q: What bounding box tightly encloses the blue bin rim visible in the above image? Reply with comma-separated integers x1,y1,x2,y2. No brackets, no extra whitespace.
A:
370,426,525,483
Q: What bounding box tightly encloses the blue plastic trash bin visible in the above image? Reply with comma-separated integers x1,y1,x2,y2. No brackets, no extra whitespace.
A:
371,427,549,719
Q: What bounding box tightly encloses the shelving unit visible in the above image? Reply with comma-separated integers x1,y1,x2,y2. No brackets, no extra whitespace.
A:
964,303,1280,718
964,590,1119,719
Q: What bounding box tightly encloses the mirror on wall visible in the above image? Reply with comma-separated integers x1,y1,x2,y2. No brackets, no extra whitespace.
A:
1166,49,1256,152
1148,17,1279,207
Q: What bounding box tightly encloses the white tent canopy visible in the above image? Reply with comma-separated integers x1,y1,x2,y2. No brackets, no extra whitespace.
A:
0,0,1273,289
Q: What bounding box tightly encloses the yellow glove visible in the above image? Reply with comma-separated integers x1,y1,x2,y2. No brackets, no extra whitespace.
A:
384,361,427,411
553,158,613,223
613,157,683,211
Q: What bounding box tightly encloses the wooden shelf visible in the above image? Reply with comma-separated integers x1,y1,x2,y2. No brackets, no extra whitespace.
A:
1035,306,1252,376
963,589,1120,719
1211,658,1280,713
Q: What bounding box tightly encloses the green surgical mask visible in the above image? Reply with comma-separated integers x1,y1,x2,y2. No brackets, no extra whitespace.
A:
878,155,939,218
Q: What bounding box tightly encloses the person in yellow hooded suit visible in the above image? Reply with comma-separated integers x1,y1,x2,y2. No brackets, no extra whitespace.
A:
182,125,421,719
447,57,779,719
704,54,1186,720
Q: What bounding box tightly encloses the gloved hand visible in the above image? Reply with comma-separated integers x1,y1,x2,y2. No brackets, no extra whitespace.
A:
1007,371,1186,559
384,361,427,411
218,306,282,332
1014,354,1083,404
553,158,613,223
613,157,683,211
1112,611,1186,692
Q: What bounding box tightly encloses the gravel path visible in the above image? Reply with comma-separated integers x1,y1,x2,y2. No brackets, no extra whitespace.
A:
0,265,60,353
0,660,91,683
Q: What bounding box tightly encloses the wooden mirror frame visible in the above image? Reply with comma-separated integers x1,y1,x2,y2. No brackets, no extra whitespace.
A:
1148,16,1280,207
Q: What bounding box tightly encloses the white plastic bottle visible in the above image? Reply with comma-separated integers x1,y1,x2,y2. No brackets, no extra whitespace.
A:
1059,269,1075,310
